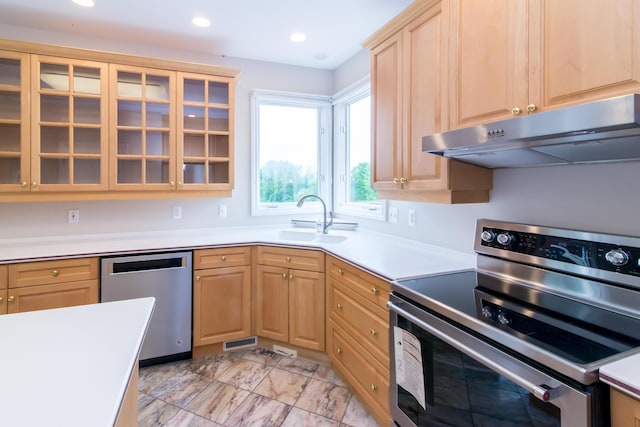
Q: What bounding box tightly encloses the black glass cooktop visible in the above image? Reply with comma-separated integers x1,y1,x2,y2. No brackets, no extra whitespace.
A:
393,270,640,366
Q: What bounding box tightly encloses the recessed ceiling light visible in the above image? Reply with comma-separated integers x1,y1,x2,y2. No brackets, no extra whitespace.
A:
290,33,306,43
192,16,211,28
72,0,95,7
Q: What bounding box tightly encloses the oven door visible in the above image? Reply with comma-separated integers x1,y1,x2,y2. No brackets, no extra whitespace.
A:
388,295,598,427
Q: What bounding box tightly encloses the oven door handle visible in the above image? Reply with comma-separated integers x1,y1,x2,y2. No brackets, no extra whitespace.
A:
389,301,557,402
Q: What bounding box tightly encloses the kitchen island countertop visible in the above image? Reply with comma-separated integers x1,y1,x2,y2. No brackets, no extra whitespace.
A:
0,297,155,427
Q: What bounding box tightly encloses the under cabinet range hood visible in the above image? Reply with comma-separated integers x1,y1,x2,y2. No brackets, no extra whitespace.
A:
422,94,640,168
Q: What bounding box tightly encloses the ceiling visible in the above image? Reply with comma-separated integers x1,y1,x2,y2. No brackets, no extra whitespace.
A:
0,0,414,69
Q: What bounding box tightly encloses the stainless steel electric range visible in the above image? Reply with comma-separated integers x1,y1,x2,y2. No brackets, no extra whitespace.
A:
389,219,640,427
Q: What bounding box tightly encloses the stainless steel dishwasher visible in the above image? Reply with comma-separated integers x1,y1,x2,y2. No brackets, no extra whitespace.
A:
101,251,192,366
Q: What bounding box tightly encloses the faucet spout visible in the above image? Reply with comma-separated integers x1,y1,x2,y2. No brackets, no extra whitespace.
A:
296,194,333,234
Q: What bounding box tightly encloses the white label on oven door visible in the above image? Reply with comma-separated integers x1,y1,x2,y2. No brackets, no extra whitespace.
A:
394,326,426,409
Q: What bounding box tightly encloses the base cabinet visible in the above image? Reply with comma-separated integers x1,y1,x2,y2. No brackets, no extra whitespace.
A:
193,247,251,346
610,388,640,427
0,265,7,314
6,257,98,314
255,246,325,351
326,255,391,426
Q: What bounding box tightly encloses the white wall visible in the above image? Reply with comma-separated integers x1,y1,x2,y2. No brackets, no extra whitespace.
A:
2,25,640,256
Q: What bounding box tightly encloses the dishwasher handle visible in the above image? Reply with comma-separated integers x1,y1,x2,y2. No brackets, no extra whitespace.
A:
108,256,186,274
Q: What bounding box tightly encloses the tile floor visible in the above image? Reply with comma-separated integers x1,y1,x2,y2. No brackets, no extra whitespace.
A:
138,347,382,427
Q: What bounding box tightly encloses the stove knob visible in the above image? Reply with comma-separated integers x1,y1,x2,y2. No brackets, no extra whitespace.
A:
480,230,495,243
481,306,494,319
605,249,629,266
497,312,512,326
496,233,513,245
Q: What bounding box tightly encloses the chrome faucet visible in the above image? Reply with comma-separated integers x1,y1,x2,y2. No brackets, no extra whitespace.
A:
296,194,333,234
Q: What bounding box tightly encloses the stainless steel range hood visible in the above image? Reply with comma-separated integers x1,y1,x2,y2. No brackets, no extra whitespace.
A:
422,94,640,168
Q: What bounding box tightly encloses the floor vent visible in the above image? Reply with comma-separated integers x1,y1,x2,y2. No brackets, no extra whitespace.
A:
273,345,297,358
223,336,258,351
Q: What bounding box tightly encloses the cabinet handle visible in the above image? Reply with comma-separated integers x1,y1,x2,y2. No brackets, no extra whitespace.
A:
51,269,59,277
370,329,377,336
286,256,291,262
31,181,37,188
527,103,537,113
370,384,377,392
511,107,522,116
336,303,342,310
221,255,226,261
20,181,28,188
337,268,344,275
336,347,343,355
195,276,201,281
282,273,288,279
399,177,408,184
393,178,400,184
8,296,15,302
371,287,378,294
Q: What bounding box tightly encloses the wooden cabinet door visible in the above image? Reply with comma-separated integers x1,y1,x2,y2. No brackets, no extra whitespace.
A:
371,31,403,191
610,387,640,427
255,264,289,342
193,265,251,346
0,265,6,314
0,51,30,193
7,279,98,313
289,269,325,351
534,0,640,110
449,0,529,129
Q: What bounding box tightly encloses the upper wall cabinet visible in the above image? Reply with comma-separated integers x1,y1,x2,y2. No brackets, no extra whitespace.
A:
0,39,240,202
449,0,640,129
364,0,492,204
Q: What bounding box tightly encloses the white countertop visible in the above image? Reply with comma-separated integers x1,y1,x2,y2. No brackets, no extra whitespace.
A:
0,225,475,280
0,297,155,427
600,353,640,399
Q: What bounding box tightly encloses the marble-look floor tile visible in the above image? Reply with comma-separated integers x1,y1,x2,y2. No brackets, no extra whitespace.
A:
314,364,346,386
183,353,240,380
163,410,223,427
216,358,272,391
224,393,291,427
185,380,251,424
253,367,310,405
340,395,381,427
295,378,351,420
139,360,190,394
276,356,319,377
242,347,284,366
149,370,212,407
281,407,340,427
138,392,181,427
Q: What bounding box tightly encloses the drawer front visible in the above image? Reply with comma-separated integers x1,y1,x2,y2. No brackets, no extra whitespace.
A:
329,280,389,365
330,321,390,415
194,247,251,269
257,246,324,272
326,256,390,310
8,257,99,288
7,279,99,313
0,265,6,289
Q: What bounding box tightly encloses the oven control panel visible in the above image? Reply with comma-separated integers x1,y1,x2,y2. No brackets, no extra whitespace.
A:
476,221,640,278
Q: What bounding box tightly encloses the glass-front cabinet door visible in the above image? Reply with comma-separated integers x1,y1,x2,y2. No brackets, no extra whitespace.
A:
110,65,176,190
178,73,234,191
0,51,30,192
31,56,108,191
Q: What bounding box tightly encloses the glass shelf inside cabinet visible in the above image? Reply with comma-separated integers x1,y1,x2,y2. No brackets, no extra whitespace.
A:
0,58,21,87
0,123,21,184
0,57,24,186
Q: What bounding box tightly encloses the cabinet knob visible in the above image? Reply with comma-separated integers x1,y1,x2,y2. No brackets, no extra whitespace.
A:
511,107,522,116
286,256,291,262
370,384,377,392
178,181,184,186
282,273,288,279
337,268,344,275
170,181,176,186
51,269,59,277
399,177,408,184
393,178,400,184
8,296,15,302
0,296,3,302
370,329,377,336
527,103,537,113
289,274,293,280
221,255,226,261
196,276,201,281
336,347,343,355
20,181,28,188
336,303,342,310
31,181,37,188
371,287,378,294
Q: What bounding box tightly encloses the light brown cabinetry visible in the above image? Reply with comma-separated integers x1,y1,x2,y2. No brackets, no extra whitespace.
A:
449,0,640,129
193,247,251,346
610,387,640,427
6,257,98,313
0,265,7,314
364,0,492,204
326,255,391,425
255,246,325,351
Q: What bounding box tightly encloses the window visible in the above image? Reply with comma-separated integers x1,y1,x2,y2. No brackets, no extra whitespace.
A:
334,78,385,219
251,90,331,216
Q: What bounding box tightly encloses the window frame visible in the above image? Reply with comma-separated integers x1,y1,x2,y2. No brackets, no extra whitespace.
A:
250,89,332,216
333,77,386,220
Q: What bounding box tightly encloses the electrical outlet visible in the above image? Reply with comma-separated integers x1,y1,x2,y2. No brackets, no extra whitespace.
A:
68,209,79,224
408,209,416,227
219,204,228,217
388,207,398,223
173,206,182,220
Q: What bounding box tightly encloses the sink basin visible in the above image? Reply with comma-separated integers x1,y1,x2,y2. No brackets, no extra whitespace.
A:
276,229,348,244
